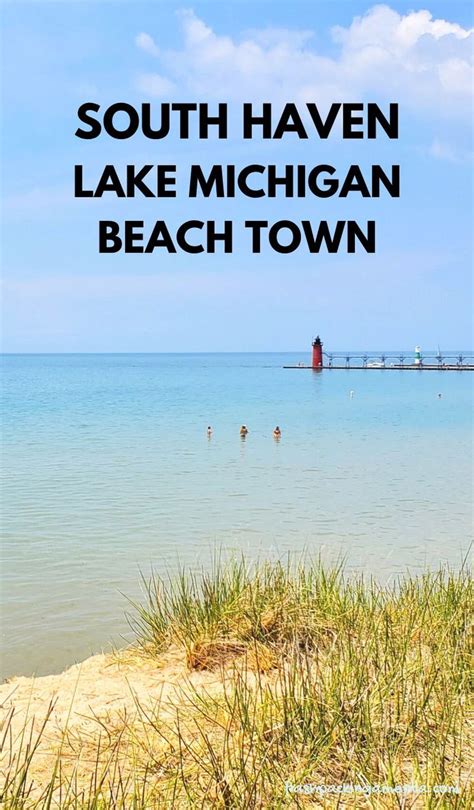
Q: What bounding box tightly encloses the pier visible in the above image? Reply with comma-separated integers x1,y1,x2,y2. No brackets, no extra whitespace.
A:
284,342,474,371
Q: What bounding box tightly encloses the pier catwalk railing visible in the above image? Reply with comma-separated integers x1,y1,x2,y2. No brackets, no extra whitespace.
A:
284,351,474,371
325,351,474,368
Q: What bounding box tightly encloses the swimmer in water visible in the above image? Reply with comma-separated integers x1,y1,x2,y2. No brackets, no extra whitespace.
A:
437,393,442,399
350,390,355,398
240,425,248,436
273,426,281,438
207,425,213,436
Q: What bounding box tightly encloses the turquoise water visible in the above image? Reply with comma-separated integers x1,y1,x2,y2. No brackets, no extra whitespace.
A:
1,353,472,679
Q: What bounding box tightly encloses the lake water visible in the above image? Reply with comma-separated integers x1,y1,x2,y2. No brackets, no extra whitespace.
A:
1,353,472,679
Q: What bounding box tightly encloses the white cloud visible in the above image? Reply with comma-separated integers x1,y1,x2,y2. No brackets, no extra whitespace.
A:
438,58,472,95
332,6,471,51
134,5,473,117
135,72,176,97
135,32,160,57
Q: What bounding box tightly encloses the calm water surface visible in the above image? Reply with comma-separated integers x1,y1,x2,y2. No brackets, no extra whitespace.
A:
1,353,472,678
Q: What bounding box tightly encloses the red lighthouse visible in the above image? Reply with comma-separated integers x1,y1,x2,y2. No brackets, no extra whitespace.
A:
312,336,323,369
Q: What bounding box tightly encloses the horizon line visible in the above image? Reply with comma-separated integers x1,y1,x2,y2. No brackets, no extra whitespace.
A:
2,349,474,356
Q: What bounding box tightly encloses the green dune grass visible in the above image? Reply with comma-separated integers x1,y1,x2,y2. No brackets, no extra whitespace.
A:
2,556,472,808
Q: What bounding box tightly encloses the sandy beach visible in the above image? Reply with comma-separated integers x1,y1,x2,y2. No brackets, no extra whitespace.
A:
1,643,276,806
1,646,229,792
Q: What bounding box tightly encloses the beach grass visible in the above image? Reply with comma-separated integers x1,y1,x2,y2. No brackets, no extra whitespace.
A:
1,556,472,808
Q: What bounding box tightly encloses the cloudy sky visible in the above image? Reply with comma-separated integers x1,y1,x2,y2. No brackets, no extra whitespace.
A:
2,1,473,352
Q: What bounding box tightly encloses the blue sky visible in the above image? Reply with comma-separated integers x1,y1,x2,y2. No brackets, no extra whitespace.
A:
1,0,473,352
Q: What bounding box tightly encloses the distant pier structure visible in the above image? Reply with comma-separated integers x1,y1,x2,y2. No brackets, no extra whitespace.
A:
285,340,474,371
